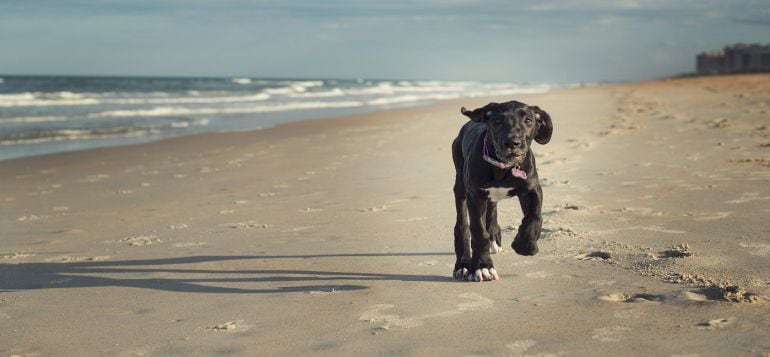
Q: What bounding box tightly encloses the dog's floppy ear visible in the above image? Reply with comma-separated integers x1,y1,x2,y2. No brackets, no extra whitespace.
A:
460,103,497,123
531,106,553,145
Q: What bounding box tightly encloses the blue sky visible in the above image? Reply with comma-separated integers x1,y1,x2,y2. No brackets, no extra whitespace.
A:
1,0,768,82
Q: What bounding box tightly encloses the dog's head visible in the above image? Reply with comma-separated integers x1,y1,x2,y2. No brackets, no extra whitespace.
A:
461,101,553,166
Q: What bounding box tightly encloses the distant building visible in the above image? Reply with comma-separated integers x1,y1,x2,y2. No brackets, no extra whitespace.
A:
696,43,770,75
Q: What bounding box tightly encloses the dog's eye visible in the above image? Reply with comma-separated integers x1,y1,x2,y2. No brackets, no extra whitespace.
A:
524,118,533,125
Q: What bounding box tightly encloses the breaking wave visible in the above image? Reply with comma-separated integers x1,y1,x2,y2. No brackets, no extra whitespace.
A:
0,76,571,160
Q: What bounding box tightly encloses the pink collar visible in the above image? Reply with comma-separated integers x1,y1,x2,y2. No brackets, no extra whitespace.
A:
482,133,528,179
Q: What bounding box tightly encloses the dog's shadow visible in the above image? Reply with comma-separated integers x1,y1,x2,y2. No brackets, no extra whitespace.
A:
0,253,453,294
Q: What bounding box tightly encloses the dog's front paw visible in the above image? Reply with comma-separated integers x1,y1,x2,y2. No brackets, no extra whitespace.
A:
470,268,499,282
512,239,539,256
453,267,469,280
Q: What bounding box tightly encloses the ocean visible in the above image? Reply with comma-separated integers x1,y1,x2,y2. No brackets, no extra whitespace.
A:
0,75,559,161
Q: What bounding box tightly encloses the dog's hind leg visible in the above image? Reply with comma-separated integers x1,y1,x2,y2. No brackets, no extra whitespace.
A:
486,201,503,254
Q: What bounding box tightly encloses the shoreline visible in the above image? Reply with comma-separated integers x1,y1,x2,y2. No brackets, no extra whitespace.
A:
1,74,769,356
3,72,756,165
0,88,559,166
0,76,561,162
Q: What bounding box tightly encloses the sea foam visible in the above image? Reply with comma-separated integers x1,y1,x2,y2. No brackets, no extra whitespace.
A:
0,76,569,160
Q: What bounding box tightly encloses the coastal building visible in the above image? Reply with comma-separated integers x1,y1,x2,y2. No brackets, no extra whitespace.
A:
696,43,770,75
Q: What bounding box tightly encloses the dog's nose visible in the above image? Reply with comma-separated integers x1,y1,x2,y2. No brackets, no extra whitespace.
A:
504,138,523,149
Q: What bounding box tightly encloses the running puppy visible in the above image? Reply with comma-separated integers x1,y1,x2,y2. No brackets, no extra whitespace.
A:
451,101,553,281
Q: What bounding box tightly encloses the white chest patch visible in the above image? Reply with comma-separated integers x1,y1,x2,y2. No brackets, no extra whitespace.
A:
483,187,512,203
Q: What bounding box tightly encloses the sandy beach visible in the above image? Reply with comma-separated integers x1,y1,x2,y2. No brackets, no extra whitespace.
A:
1,74,769,356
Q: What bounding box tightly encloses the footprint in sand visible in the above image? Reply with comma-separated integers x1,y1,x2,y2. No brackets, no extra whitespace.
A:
598,293,665,303
360,293,493,330
567,138,591,149
17,214,46,222
1,253,35,260
575,251,612,261
541,226,581,239
360,205,388,213
506,339,537,355
592,326,630,342
359,304,423,329
678,286,762,303
738,242,770,256
224,221,269,229
730,158,770,168
122,235,160,246
695,317,736,330
657,244,693,258
79,174,110,183
559,202,587,211
205,320,241,332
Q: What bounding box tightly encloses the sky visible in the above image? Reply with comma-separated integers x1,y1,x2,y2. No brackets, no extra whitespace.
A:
0,0,768,82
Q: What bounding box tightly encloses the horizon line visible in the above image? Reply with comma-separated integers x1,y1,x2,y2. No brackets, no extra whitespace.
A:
0,73,617,85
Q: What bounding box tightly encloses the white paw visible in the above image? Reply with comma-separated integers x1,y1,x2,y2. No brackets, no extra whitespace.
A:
488,268,499,280
453,268,469,280
490,241,504,254
471,268,499,282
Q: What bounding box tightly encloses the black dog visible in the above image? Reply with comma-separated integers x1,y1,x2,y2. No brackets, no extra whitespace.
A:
451,101,553,281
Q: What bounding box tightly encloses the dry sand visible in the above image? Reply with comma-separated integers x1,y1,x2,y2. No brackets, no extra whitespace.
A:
1,74,769,356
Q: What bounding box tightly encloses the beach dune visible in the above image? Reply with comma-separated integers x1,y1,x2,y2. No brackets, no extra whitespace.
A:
1,74,769,356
